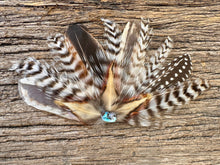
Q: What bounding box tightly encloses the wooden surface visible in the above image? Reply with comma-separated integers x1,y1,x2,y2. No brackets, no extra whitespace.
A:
0,0,220,164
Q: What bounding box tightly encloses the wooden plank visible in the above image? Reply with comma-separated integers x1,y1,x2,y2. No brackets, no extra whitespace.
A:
0,0,220,164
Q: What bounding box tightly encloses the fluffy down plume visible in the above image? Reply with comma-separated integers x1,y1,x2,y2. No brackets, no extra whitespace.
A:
10,18,209,126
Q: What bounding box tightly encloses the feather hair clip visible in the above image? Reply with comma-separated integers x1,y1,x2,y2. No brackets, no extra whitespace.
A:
10,18,209,127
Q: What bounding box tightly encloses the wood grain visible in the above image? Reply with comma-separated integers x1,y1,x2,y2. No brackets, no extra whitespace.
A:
0,0,220,164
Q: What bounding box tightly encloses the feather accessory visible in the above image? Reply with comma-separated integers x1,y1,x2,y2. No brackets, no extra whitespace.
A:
10,18,209,126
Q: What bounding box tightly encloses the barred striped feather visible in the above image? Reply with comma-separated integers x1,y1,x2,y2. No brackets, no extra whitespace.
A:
114,20,153,97
11,57,91,101
101,18,122,61
11,18,210,127
128,78,210,127
48,35,93,85
140,18,153,51
146,36,173,81
119,22,145,97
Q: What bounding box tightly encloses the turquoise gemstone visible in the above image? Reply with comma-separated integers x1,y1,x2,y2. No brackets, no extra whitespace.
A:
101,112,117,123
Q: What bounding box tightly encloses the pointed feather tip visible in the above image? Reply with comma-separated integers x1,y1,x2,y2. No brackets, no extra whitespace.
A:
167,36,173,42
195,78,210,90
67,24,82,35
9,62,19,71
101,18,113,24
140,17,151,24
9,58,33,72
66,23,89,38
47,33,63,41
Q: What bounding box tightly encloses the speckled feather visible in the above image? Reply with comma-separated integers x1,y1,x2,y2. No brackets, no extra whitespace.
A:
10,18,210,127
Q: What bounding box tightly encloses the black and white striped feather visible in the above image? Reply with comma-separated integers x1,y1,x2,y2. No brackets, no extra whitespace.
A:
10,18,210,126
